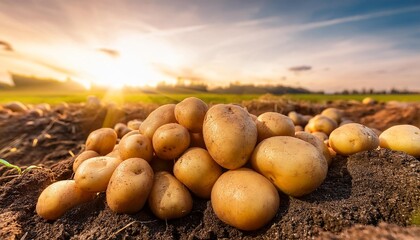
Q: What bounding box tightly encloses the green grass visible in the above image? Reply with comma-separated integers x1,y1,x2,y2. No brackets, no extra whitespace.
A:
0,90,419,104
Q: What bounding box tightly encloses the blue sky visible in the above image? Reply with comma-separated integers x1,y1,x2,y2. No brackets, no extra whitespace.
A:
0,0,419,91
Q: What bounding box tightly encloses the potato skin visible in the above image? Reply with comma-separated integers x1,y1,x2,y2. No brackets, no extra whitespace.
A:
114,123,131,139
203,104,257,169
148,171,193,220
256,112,295,142
85,128,117,155
74,156,122,192
306,115,338,135
295,131,332,166
139,104,177,140
73,150,100,172
36,180,96,220
152,123,190,160
175,97,208,133
329,123,379,155
106,158,154,213
118,134,153,161
379,124,420,157
174,148,223,198
251,136,328,197
321,108,343,124
189,132,206,149
211,168,279,231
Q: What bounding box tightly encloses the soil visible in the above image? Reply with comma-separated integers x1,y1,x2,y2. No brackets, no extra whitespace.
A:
0,97,419,240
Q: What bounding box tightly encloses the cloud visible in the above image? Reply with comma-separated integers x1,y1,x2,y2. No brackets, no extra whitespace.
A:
0,40,13,51
289,65,312,72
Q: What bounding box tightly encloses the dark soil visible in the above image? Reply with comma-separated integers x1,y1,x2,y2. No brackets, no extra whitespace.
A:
1,98,419,240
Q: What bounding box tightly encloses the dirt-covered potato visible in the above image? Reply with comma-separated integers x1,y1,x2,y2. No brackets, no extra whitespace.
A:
174,148,222,199
321,108,343,124
203,104,257,169
175,97,208,133
211,168,279,231
251,136,328,197
305,115,338,135
152,123,190,160
312,131,329,142
148,171,193,220
85,128,117,155
139,104,177,139
189,132,206,149
256,112,295,142
127,119,142,130
114,123,131,139
36,180,96,220
329,123,379,155
295,131,332,166
379,124,420,157
119,134,153,161
74,156,122,192
73,150,100,172
106,158,154,213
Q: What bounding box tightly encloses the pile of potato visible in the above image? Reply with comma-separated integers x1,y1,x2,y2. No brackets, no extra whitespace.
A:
36,97,420,231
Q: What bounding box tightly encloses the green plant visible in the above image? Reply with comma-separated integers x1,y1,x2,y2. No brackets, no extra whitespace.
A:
0,158,41,175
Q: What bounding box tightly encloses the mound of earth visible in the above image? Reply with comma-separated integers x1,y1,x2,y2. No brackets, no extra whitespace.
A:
1,99,419,239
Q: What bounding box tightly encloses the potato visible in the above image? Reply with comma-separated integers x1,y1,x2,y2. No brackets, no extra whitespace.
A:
295,125,304,132
106,144,120,158
106,158,154,213
362,97,376,105
152,123,190,160
211,168,279,231
175,97,208,133
127,119,142,130
74,156,122,192
306,115,338,135
119,134,153,161
329,123,379,155
256,112,295,142
4,101,28,113
36,180,96,220
321,108,343,124
114,123,131,139
85,128,117,155
73,150,100,172
174,148,223,198
148,171,193,220
295,131,332,166
288,111,303,126
312,131,329,142
139,104,177,139
149,156,174,173
251,136,328,197
120,130,140,141
379,125,420,157
189,132,206,149
203,104,257,169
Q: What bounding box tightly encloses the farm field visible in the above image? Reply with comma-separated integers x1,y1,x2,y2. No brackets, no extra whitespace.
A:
0,95,419,239
1,90,419,104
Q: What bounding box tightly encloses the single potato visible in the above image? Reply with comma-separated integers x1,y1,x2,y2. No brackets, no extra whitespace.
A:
203,104,257,169
152,123,190,160
288,111,304,126
251,136,328,197
106,158,154,213
305,115,338,135
211,168,279,231
114,123,131,139
4,101,28,113
329,123,379,155
127,119,142,130
139,104,177,139
379,124,420,157
36,180,96,220
85,128,117,155
74,156,122,192
256,112,295,142
148,171,193,220
312,132,329,142
175,97,208,133
73,150,100,172
119,134,153,161
174,148,223,198
321,108,343,124
295,131,332,166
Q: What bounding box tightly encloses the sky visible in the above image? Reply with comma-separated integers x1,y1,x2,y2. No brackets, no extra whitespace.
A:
1,0,420,92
